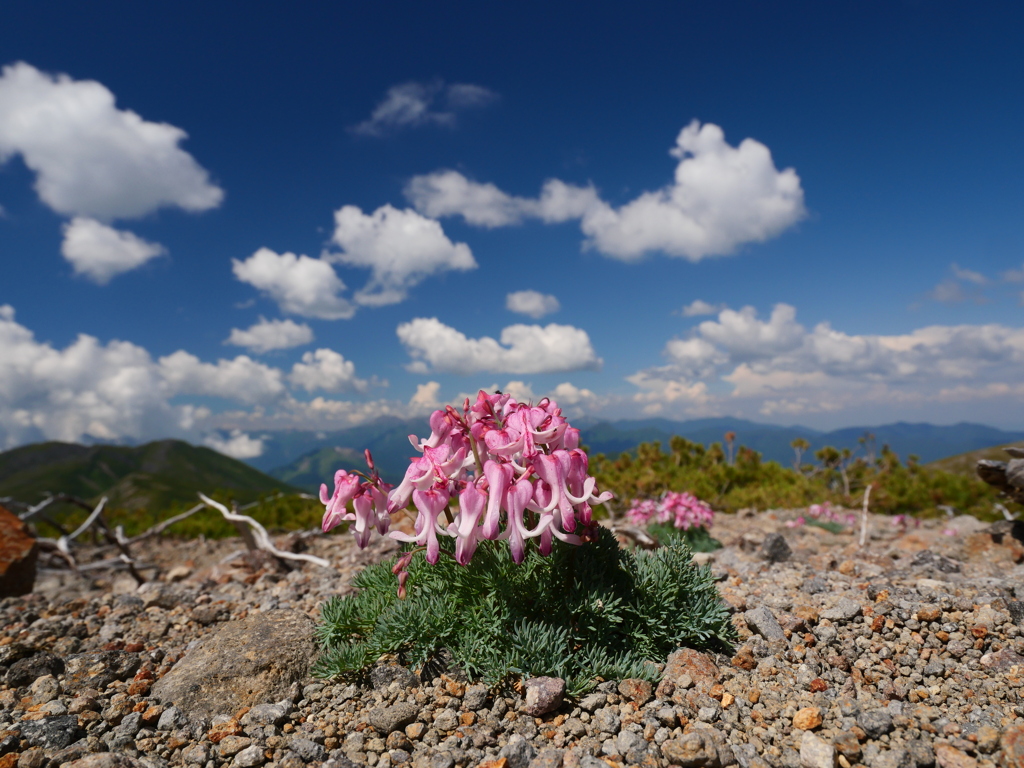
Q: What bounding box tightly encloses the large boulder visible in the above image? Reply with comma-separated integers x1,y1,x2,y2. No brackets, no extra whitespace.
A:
151,609,316,719
0,505,37,598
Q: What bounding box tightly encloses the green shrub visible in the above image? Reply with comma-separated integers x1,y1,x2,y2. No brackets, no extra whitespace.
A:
314,526,736,695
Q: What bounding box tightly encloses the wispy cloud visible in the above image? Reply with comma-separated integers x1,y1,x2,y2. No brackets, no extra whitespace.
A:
352,80,497,136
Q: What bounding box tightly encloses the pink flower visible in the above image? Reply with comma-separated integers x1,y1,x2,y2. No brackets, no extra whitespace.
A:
390,487,451,564
320,470,362,532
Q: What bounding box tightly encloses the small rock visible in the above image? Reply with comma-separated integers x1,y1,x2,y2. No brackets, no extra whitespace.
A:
1001,725,1024,768
762,533,792,563
27,674,60,705
592,708,620,735
240,699,293,727
857,709,894,739
661,729,724,768
62,755,145,768
17,715,83,750
1008,600,1024,626
463,684,489,710
181,744,210,764
980,647,1024,672
744,606,787,642
288,738,326,762
662,648,721,696
499,736,537,768
522,677,565,717
934,744,976,768
368,703,419,735
528,749,564,768
800,730,835,768
233,745,266,767
820,598,861,622
433,709,459,732
578,693,606,712
217,735,252,758
793,707,822,730
64,651,140,692
156,706,189,731
617,678,652,706
5,653,64,687
370,665,420,691
166,565,192,582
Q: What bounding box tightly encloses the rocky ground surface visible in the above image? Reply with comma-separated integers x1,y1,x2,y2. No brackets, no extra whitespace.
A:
3,508,1024,768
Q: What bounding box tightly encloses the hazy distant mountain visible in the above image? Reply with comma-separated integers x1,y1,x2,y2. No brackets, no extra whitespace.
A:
257,416,1024,492
0,440,299,512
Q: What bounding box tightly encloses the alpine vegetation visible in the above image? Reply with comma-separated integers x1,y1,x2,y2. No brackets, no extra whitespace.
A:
314,390,736,693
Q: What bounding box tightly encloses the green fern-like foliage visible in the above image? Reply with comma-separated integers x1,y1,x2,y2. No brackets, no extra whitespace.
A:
645,523,723,553
314,527,736,695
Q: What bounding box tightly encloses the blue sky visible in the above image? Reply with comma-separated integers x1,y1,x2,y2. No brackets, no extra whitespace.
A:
2,1,1023,458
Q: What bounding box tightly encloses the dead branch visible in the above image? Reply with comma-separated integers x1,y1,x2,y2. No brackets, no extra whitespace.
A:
198,493,330,569
859,484,872,547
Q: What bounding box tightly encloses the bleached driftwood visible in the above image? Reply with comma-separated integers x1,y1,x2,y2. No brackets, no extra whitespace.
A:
198,493,330,568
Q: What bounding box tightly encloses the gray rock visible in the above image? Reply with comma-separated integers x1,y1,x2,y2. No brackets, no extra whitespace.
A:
368,702,419,735
64,651,140,692
662,730,724,768
905,739,935,767
63,755,146,768
578,693,606,712
234,745,267,767
151,609,316,718
761,533,792,563
857,709,894,739
799,731,835,768
5,652,64,687
27,674,60,704
181,744,210,764
240,698,293,727
156,706,189,731
433,709,459,731
820,598,862,622
733,743,758,768
18,715,83,750
499,735,537,768
370,664,420,690
522,676,565,716
463,684,489,710
528,748,564,768
872,749,909,768
1009,600,1024,626
744,606,787,641
592,707,620,735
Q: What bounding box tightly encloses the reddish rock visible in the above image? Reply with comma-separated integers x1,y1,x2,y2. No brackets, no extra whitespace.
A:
618,678,653,706
522,676,565,716
935,744,977,768
663,648,721,704
1002,724,1024,768
0,504,37,598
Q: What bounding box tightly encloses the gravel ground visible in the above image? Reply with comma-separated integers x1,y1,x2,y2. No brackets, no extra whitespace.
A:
2,508,1024,768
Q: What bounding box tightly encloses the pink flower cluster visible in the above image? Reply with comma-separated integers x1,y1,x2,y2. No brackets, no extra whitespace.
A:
625,491,714,531
320,390,613,572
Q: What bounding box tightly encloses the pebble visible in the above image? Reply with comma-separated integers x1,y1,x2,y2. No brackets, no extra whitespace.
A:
3,509,1024,768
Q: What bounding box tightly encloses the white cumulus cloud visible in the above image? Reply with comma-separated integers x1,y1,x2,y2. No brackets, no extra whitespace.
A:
225,317,314,354
288,349,367,393
327,204,476,306
681,299,725,317
203,429,264,459
629,302,1024,419
406,121,805,261
60,217,166,284
232,248,355,320
0,62,223,220
396,317,602,375
352,80,497,136
505,290,561,319
158,351,286,404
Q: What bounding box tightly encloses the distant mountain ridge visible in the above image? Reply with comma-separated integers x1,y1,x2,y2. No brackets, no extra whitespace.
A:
256,417,1024,493
0,440,299,512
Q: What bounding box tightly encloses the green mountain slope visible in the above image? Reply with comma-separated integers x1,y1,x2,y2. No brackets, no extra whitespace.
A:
0,440,301,512
925,441,1023,476
270,446,365,494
